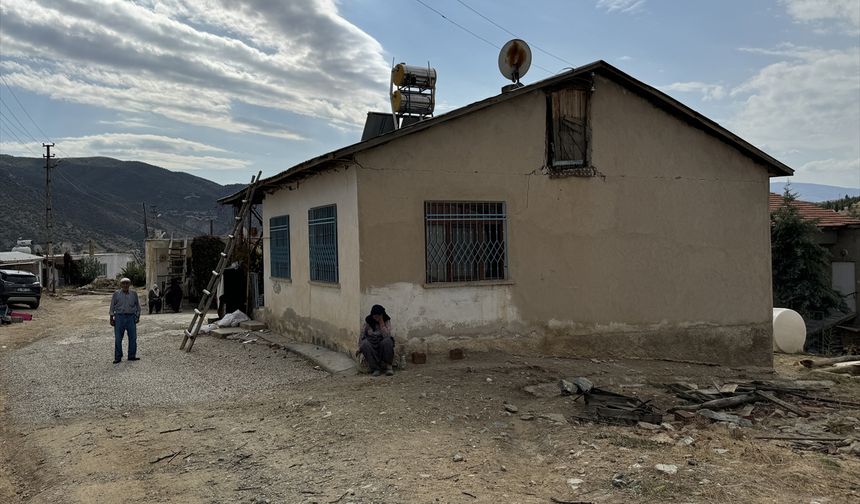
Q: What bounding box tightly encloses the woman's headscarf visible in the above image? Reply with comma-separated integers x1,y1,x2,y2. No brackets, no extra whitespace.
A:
366,304,390,329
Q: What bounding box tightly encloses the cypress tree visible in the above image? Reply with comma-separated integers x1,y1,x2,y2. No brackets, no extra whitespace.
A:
771,187,844,318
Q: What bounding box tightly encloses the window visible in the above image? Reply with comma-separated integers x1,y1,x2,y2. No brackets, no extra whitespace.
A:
270,215,291,279
425,201,507,283
99,263,107,277
308,205,338,283
548,88,588,168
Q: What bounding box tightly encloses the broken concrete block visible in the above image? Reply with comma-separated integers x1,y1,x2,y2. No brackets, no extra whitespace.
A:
239,320,267,331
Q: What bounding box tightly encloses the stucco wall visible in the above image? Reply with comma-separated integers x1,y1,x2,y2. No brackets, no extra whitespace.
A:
145,239,173,289
355,75,774,366
260,166,361,353
93,253,136,279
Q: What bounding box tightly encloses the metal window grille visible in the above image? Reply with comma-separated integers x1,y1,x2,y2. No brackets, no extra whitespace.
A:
308,205,338,283
269,215,290,279
425,201,507,283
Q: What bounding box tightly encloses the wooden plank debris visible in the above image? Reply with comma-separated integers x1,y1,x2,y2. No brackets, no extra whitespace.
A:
799,355,860,368
816,363,860,375
672,393,758,412
754,390,808,417
754,434,845,441
563,377,662,425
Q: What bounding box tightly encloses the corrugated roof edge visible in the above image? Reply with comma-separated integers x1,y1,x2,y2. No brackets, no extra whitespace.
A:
219,60,793,205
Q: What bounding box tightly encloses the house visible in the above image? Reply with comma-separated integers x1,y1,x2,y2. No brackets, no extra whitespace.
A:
0,251,43,277
71,252,137,280
221,60,793,367
768,193,860,315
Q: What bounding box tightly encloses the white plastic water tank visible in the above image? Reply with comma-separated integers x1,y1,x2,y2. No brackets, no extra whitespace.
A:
772,308,806,353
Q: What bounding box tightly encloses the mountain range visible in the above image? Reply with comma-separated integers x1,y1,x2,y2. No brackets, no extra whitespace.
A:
0,155,246,254
769,182,860,202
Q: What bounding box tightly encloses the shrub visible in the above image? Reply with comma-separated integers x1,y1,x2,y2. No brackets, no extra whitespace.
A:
77,256,103,286
121,261,146,287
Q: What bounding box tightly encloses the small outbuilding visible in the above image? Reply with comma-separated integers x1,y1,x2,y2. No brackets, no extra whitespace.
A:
222,61,793,367
0,251,43,277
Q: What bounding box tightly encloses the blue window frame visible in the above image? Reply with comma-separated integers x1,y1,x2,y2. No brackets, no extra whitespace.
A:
308,205,338,283
269,215,290,279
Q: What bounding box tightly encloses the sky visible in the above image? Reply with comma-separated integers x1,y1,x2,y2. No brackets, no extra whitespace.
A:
0,0,858,188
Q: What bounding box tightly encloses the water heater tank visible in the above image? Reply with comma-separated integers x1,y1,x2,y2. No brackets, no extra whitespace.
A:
772,308,806,354
391,64,437,88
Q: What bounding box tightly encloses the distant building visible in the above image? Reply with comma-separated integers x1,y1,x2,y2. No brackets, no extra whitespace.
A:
222,60,793,367
0,251,43,276
769,193,860,315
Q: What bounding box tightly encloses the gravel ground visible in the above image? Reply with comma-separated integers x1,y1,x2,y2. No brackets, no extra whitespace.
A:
0,310,327,425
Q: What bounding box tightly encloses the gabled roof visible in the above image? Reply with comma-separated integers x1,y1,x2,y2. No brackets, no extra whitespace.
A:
768,193,860,228
220,60,794,205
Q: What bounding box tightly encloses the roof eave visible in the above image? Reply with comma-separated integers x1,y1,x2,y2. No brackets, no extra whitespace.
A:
218,60,792,204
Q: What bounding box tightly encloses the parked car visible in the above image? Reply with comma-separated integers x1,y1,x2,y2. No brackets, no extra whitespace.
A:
0,269,42,308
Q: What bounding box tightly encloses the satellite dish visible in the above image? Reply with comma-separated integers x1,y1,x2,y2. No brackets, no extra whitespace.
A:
498,39,532,84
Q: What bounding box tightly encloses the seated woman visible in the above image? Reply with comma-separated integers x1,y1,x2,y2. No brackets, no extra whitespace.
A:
358,305,394,376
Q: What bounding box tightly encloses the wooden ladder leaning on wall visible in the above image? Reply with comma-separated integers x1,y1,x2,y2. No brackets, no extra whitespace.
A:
179,170,262,352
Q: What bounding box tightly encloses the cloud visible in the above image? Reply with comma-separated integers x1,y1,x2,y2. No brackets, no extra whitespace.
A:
0,133,251,172
660,81,727,101
798,158,860,187
729,45,860,186
596,0,646,14
0,0,390,139
780,0,860,33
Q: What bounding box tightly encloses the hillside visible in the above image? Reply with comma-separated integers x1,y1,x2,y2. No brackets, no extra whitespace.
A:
770,182,860,202
0,155,247,253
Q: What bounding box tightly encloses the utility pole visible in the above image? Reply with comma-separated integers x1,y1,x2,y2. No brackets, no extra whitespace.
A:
150,205,160,237
43,143,55,293
143,202,149,239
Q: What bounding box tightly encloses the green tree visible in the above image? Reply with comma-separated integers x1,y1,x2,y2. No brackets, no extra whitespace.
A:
76,256,103,286
121,261,146,286
771,188,844,318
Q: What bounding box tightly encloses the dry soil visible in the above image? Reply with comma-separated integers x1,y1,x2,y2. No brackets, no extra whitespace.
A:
1,294,858,503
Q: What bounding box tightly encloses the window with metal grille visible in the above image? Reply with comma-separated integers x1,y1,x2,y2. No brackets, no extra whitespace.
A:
269,215,290,279
308,205,338,283
548,88,588,168
425,201,507,283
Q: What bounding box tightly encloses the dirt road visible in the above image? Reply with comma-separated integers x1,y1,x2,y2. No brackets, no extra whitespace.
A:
1,294,858,503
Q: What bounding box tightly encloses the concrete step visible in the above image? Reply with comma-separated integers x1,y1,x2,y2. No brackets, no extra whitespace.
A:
211,327,246,338
239,320,267,331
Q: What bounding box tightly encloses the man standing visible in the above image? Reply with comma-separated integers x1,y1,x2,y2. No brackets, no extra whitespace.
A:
110,277,141,364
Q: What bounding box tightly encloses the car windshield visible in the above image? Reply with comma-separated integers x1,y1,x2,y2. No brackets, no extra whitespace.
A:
1,273,37,284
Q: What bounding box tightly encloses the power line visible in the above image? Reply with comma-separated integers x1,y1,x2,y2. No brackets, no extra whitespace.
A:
0,74,53,142
0,111,34,144
454,0,576,67
0,74,72,159
412,0,553,75
0,114,41,156
414,0,498,50
0,97,42,143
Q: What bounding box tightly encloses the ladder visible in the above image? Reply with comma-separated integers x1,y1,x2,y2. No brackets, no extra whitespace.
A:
167,235,188,283
180,171,262,352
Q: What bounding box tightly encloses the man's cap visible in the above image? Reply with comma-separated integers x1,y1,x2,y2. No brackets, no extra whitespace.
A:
120,277,131,284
